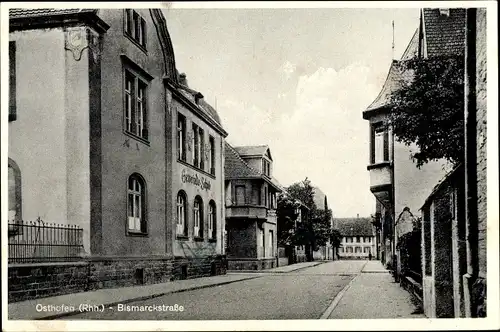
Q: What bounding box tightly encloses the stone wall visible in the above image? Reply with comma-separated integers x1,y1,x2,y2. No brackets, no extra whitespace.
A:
228,258,276,271
474,7,487,317
9,255,227,303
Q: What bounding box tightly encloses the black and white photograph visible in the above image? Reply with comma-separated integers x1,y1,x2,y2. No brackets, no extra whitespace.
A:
1,1,498,331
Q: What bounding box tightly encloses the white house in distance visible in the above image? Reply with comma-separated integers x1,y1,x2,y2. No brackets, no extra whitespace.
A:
334,217,376,260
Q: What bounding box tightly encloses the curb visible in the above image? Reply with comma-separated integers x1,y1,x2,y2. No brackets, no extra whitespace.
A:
33,275,260,320
228,262,324,274
319,273,360,319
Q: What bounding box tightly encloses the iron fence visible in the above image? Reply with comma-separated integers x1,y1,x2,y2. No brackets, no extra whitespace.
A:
8,219,84,264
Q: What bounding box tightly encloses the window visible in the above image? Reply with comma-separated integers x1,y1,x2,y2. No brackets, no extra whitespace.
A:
347,247,353,253
9,41,16,121
372,124,389,163
208,201,216,240
262,159,271,176
235,185,245,205
364,247,370,254
124,69,148,140
339,247,344,253
199,127,205,171
355,247,362,253
8,159,21,221
124,9,147,49
261,228,265,256
176,191,187,236
264,186,268,207
127,174,146,234
269,230,274,257
177,113,187,161
356,236,360,243
208,136,215,175
193,196,204,239
192,123,199,167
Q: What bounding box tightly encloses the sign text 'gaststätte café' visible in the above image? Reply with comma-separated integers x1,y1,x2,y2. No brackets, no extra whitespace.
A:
181,169,211,191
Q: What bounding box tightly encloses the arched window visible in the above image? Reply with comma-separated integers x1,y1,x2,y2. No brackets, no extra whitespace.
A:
176,191,187,236
8,158,22,222
193,196,204,239
127,174,146,234
208,200,216,240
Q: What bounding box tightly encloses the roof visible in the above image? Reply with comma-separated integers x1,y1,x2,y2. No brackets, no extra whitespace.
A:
364,60,413,114
177,84,222,125
421,164,463,210
224,142,262,179
333,218,374,237
233,145,270,159
225,142,283,192
9,8,98,19
422,8,466,58
401,28,420,61
313,187,327,210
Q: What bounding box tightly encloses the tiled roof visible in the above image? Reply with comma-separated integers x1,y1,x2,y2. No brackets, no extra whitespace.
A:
333,218,374,237
224,142,262,179
233,145,269,158
401,28,420,60
365,60,413,113
9,8,97,19
178,84,222,125
423,8,466,58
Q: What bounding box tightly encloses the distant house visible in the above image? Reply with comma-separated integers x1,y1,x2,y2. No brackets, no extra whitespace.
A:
334,217,376,260
312,187,334,260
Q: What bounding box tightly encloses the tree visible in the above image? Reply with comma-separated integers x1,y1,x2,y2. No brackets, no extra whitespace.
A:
278,178,342,260
389,56,465,168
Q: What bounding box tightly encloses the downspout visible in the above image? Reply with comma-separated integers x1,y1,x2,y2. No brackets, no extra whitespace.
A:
464,7,479,317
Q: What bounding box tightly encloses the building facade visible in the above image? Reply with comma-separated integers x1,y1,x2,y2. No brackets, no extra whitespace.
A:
335,218,376,260
362,8,464,275
224,144,282,270
8,8,227,302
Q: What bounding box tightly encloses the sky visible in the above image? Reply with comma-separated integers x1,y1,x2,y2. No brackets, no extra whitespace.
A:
163,6,421,218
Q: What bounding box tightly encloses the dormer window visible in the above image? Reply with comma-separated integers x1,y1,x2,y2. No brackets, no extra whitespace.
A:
262,159,271,176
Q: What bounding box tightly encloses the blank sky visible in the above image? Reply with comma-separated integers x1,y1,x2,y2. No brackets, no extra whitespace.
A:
163,7,420,217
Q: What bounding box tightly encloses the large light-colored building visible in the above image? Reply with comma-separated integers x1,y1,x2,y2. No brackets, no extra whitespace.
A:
8,8,227,301
335,217,376,260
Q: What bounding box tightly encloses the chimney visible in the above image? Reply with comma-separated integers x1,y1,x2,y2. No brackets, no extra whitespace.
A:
179,73,188,87
357,214,359,219
439,8,450,17
195,92,204,105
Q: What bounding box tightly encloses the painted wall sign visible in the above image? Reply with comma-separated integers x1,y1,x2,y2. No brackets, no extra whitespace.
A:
181,169,211,191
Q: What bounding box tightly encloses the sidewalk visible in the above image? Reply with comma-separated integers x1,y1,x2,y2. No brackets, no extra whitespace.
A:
228,261,323,274
361,260,390,273
327,267,425,319
8,273,259,320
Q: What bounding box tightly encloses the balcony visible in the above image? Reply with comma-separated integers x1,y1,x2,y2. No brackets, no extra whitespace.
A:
226,205,268,220
367,161,393,207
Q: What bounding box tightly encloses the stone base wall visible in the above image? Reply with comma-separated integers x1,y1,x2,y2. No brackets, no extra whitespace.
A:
8,255,227,303
227,258,276,270
8,262,89,303
472,276,486,317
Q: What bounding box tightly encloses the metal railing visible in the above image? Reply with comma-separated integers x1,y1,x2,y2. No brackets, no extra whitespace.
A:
8,219,84,264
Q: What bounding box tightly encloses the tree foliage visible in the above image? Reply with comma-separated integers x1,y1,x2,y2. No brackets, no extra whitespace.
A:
277,178,342,252
389,56,464,168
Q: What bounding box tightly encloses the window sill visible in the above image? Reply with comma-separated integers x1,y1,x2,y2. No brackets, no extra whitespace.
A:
127,231,148,237
194,237,204,242
124,130,150,146
176,235,189,241
367,161,392,170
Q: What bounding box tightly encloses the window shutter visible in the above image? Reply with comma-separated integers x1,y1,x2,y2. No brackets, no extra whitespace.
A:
9,42,16,122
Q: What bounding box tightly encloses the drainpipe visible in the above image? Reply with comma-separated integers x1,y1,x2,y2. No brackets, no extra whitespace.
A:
464,8,479,317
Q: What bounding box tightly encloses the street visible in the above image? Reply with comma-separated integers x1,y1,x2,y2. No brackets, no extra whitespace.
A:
66,260,421,320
